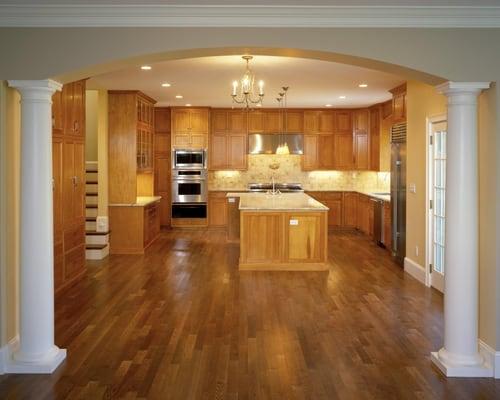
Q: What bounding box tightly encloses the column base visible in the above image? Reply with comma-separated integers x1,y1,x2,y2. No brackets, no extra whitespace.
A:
5,341,66,374
431,349,493,378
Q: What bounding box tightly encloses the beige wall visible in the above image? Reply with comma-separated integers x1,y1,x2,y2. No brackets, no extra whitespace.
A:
406,81,446,269
85,90,98,162
0,82,20,346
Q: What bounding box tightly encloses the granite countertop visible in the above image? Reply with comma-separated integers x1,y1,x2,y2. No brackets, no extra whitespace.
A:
238,192,329,211
109,196,162,207
224,190,390,202
356,190,391,202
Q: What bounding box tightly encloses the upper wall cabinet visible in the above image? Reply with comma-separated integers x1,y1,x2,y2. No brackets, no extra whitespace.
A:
53,80,86,137
171,108,210,149
284,110,304,133
389,83,407,123
304,111,334,134
334,111,352,134
353,109,369,135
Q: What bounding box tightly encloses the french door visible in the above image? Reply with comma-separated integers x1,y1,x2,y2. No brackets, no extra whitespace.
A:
428,118,447,292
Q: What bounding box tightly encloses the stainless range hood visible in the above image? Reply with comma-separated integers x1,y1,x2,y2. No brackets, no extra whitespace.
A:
248,133,303,155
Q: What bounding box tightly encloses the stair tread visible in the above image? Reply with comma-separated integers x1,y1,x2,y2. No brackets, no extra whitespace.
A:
86,192,98,196
86,244,108,250
86,205,98,209
85,169,98,173
86,181,98,184
86,230,111,235
86,217,97,221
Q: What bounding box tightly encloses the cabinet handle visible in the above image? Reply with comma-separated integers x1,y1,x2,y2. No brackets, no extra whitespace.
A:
52,178,55,190
74,121,79,132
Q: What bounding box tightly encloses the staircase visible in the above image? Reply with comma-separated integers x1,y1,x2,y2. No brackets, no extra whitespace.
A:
85,162,110,260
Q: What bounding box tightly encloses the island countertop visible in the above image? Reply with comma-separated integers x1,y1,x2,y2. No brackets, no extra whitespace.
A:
237,192,329,211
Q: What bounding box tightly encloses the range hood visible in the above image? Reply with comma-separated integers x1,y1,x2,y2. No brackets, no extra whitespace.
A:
248,133,303,155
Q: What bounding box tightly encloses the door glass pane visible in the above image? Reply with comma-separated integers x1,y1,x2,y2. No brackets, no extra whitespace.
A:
432,129,446,275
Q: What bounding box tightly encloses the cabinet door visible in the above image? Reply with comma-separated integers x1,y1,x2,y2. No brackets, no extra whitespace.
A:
154,107,171,134
172,133,191,148
154,132,170,156
63,141,75,229
72,80,85,136
52,138,63,239
190,109,209,133
284,111,303,133
209,134,228,169
335,111,352,134
52,90,63,135
228,110,247,133
354,109,369,135
343,192,358,228
209,195,228,227
303,111,319,134
212,110,228,134
355,134,369,170
190,133,208,149
73,141,85,223
173,110,191,133
370,107,380,171
62,83,74,136
228,134,247,170
240,213,283,263
263,111,282,133
248,111,264,133
325,199,342,228
302,134,319,170
318,111,334,133
383,202,391,249
393,92,406,122
318,134,335,169
333,134,355,170
286,214,323,262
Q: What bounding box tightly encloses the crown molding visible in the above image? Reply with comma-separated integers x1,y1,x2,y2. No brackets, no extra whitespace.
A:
0,5,500,28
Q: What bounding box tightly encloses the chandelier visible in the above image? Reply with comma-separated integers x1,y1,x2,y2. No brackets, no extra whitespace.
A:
231,55,264,108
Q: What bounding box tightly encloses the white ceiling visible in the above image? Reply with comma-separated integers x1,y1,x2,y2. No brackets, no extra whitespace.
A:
0,1,497,5
88,55,405,108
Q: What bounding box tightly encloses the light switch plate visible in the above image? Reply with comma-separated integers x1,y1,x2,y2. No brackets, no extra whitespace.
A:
228,198,235,203
409,183,416,193
289,219,299,225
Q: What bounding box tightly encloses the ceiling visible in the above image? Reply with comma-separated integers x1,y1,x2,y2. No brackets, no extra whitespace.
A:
88,55,405,108
0,1,496,5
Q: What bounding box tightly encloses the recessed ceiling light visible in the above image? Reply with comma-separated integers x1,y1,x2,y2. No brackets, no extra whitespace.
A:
359,83,368,88
339,96,346,99
256,103,262,107
185,103,192,107
175,95,183,99
325,104,332,107
141,65,152,70
161,83,171,87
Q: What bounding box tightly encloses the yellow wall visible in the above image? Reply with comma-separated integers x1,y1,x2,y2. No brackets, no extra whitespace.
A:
406,81,446,269
0,82,20,346
85,90,98,161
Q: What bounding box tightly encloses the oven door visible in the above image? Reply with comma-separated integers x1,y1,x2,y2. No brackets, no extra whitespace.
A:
173,150,206,169
172,178,207,203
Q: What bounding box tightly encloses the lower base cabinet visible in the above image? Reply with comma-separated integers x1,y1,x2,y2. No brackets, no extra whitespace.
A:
110,201,160,254
382,201,392,250
208,192,228,227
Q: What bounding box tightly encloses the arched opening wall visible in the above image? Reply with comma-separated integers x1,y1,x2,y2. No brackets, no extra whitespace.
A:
0,26,498,360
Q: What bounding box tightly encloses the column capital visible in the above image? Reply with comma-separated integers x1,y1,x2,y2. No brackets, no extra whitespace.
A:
8,79,62,99
436,81,490,96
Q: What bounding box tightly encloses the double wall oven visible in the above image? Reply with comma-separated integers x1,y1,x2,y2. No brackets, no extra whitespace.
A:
171,149,208,219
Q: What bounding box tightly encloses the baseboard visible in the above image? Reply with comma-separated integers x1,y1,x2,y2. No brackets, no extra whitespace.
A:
0,335,19,375
479,339,500,379
404,257,426,285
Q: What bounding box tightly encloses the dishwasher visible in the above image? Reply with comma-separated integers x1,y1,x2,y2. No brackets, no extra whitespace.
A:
371,198,384,246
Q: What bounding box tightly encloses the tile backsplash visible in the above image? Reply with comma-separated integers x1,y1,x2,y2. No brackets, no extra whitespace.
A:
208,155,390,192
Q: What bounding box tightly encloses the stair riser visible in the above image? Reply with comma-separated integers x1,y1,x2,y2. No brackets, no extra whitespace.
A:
86,196,98,205
86,172,98,181
86,245,109,260
86,221,96,231
86,183,98,192
85,234,109,245
86,208,98,218
85,162,98,172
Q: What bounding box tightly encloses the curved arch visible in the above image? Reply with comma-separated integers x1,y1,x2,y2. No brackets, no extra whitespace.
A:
56,46,445,85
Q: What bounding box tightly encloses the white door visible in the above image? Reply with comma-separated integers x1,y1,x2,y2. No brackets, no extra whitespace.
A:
428,119,447,292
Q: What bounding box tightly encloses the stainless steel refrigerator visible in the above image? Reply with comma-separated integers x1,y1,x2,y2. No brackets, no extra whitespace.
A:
390,123,407,265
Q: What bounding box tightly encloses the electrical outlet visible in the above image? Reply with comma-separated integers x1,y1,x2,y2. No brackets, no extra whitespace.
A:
415,246,419,257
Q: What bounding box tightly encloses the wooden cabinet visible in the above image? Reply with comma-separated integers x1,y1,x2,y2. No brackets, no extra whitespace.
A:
144,202,160,248
333,134,355,170
302,134,319,170
209,109,247,170
343,192,358,228
208,192,228,227
335,110,352,134
353,109,369,135
227,195,241,242
284,110,303,133
171,108,209,148
356,194,375,236
263,110,282,133
383,201,392,250
52,80,86,294
304,111,334,134
286,213,324,262
154,107,171,227
317,134,335,170
355,134,369,170
369,106,380,171
390,83,407,123
308,192,342,228
248,110,264,133
109,91,157,204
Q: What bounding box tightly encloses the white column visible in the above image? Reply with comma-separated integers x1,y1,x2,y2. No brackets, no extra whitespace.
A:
6,80,66,374
431,81,491,377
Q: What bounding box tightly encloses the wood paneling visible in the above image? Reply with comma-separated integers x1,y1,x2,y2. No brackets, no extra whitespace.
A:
109,206,144,254
318,111,334,133
211,109,228,134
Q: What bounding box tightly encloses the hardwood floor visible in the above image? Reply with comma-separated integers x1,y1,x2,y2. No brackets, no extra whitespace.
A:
1,230,499,399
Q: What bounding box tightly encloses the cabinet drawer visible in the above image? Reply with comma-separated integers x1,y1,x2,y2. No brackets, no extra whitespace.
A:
64,223,85,251
64,244,85,280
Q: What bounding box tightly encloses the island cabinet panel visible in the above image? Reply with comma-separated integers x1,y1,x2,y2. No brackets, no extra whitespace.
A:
343,192,358,228
208,192,228,228
286,214,324,262
240,213,284,264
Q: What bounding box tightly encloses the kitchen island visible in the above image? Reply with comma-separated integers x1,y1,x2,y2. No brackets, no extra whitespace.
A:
237,192,329,271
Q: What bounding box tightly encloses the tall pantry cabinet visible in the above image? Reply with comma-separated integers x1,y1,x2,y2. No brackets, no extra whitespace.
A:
52,79,87,293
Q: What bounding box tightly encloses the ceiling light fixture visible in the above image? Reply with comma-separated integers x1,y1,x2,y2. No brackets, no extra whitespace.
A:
231,55,264,109
141,65,152,70
175,95,183,99
185,103,191,107
161,83,171,87
325,104,332,107
339,96,346,99
276,87,290,155
359,83,368,88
